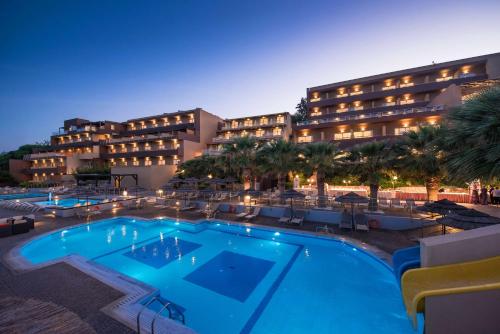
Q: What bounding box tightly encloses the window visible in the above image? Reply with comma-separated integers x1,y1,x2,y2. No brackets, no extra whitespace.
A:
394,126,418,135
255,129,265,137
298,136,312,143
145,158,152,166
273,127,282,136
260,117,268,125
158,158,165,166
231,121,239,129
244,119,253,127
334,132,352,140
353,130,373,138
276,115,285,124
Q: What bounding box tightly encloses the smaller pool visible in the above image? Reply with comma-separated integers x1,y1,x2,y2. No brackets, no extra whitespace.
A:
34,198,101,208
0,192,47,200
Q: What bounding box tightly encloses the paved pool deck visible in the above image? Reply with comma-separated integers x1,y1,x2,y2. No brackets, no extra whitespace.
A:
0,203,450,333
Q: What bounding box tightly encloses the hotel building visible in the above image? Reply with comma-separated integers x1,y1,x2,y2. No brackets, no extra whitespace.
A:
205,112,292,155
23,118,123,183
17,109,222,189
102,108,221,188
295,53,500,147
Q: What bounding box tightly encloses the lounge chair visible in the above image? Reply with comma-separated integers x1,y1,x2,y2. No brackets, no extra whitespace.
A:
354,213,369,231
390,198,404,209
236,207,252,219
378,198,390,208
278,208,292,224
244,207,261,221
179,202,196,211
288,210,306,225
339,210,353,230
11,217,30,234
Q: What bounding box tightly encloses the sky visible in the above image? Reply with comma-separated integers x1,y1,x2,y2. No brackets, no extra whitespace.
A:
1,0,499,151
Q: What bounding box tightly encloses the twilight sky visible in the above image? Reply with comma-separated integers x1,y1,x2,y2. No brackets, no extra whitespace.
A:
1,0,499,151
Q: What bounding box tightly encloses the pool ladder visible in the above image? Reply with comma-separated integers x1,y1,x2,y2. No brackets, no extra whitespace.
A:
136,295,186,334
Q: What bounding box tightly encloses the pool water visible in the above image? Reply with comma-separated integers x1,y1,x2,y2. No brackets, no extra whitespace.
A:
20,217,413,334
34,198,101,208
0,192,47,200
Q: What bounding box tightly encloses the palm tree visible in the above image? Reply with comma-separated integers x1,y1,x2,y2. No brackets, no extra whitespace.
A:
223,136,259,189
394,126,444,201
348,141,391,211
299,142,343,207
257,139,299,195
442,86,500,183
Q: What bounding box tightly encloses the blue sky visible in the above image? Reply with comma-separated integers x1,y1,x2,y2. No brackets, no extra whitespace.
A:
1,0,499,151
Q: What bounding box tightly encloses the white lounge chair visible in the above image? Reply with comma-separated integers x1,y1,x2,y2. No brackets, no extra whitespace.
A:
236,207,252,219
245,207,261,220
288,210,306,226
278,208,292,224
354,213,369,231
339,210,353,230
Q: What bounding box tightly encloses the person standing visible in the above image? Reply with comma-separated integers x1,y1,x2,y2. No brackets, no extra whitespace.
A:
480,186,488,205
489,185,495,204
494,187,500,205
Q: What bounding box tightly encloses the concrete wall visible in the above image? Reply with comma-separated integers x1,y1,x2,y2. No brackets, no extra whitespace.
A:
421,223,500,267
485,53,500,79
111,165,177,190
429,84,463,109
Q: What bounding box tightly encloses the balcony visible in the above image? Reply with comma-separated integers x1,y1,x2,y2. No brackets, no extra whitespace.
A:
436,76,453,82
350,91,363,96
297,136,313,143
220,120,286,131
307,73,485,108
310,97,321,102
382,85,396,91
102,148,179,159
296,105,445,127
103,133,175,145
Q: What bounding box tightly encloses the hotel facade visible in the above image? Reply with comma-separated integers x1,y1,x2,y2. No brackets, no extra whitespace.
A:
10,52,500,189
205,112,292,155
295,52,500,147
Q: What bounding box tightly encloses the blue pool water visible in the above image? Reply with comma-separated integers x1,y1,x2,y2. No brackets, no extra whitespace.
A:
34,198,101,208
0,192,47,200
20,217,414,334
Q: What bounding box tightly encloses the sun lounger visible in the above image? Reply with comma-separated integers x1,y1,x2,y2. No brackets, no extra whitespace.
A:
339,211,353,229
288,210,306,225
354,213,369,231
278,208,292,224
378,198,390,208
236,207,252,218
390,198,404,209
244,207,261,220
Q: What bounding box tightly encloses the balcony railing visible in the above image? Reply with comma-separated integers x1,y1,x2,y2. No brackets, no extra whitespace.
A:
308,73,479,102
296,105,445,126
103,133,175,144
221,120,286,130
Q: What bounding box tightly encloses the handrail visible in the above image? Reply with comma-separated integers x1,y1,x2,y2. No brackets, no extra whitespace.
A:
151,302,171,334
137,295,186,334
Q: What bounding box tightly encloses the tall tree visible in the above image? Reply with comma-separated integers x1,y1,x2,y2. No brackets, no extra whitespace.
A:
299,142,343,207
348,141,392,211
257,139,299,195
394,126,444,201
292,97,308,123
443,86,500,182
223,136,259,189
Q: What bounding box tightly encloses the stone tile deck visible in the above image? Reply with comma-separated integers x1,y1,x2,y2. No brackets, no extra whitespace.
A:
0,203,446,333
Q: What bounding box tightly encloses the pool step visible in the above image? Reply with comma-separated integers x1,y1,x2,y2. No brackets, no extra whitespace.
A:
136,295,186,334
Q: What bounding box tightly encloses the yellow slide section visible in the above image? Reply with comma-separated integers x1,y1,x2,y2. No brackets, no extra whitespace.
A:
401,255,500,328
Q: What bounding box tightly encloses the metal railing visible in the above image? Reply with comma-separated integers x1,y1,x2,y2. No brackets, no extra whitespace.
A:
296,105,444,126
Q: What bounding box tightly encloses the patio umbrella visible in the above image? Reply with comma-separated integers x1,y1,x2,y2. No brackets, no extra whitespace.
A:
335,192,369,229
416,199,468,234
437,209,500,231
280,189,305,213
416,199,468,215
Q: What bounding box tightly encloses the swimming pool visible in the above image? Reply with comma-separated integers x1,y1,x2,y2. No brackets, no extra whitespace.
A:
20,217,413,334
0,192,47,200
34,198,101,208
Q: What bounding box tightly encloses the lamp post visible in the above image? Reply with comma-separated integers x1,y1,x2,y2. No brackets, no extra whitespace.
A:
392,175,398,190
